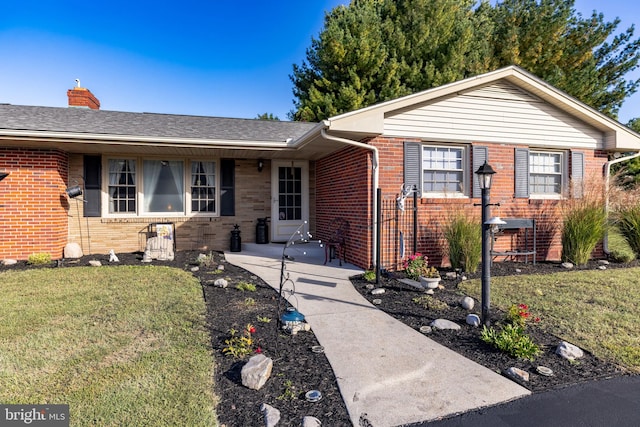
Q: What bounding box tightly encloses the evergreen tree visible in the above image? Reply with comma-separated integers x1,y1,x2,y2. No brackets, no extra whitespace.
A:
290,0,640,121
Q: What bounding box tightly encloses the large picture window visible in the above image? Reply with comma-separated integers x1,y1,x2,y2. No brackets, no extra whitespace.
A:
106,158,222,216
143,160,184,213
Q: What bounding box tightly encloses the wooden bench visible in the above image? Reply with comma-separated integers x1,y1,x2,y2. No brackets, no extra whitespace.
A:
490,218,536,264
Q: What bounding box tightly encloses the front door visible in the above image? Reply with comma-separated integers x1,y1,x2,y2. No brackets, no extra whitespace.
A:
271,160,309,242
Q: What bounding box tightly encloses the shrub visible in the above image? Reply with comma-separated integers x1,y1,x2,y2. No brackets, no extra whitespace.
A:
615,205,640,258
235,282,257,292
27,252,52,265
480,324,540,361
561,201,607,266
362,270,376,282
222,324,257,358
442,213,481,273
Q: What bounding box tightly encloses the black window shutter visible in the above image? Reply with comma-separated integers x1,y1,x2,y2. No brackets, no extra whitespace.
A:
514,148,530,198
83,155,101,217
220,159,235,216
404,142,422,193
472,146,488,198
571,151,585,198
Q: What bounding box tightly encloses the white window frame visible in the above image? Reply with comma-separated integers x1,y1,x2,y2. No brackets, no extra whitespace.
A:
103,157,219,218
529,150,564,199
421,144,468,198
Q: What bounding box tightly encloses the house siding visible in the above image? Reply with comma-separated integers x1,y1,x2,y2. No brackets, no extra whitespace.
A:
384,82,604,150
67,155,317,256
0,148,69,260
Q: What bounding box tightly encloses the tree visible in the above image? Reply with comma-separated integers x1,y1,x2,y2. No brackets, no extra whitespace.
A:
256,113,280,121
290,0,640,121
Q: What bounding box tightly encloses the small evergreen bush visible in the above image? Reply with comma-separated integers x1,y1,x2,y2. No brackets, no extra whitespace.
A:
27,252,52,265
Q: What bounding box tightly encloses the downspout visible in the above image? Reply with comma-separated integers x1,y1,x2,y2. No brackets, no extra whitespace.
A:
603,151,640,254
320,128,379,268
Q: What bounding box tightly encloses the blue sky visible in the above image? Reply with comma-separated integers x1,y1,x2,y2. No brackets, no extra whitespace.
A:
1,1,639,123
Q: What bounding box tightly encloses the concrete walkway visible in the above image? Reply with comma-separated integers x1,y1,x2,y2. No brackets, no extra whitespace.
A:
225,243,530,427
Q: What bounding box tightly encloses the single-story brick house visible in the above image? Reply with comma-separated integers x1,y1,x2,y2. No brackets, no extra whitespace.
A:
1,66,639,268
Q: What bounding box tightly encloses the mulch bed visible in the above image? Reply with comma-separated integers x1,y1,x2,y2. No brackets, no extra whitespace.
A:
2,251,633,426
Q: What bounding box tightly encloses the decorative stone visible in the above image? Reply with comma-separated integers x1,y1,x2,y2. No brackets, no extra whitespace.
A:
217,264,225,271
196,253,208,263
241,354,273,391
506,367,529,382
556,341,584,361
445,272,457,280
371,288,385,295
460,296,475,310
372,299,382,305
2,259,17,266
143,236,175,262
425,289,434,295
190,266,200,272
466,314,481,327
365,284,375,290
302,415,322,427
460,275,467,281
430,319,461,330
515,268,522,273
419,325,432,334
536,366,554,377
213,278,228,288
598,265,607,270
260,403,280,427
88,260,102,267
561,262,574,269
63,242,83,259
108,249,119,263
598,259,610,265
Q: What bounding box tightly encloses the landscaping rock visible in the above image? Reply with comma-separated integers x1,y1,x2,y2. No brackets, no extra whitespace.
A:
88,260,102,267
460,275,467,281
302,415,322,427
365,284,374,290
2,259,17,266
242,354,273,391
419,326,432,334
460,296,475,310
556,341,584,361
372,299,382,305
190,266,200,272
425,289,434,295
598,265,607,270
64,242,83,259
445,272,457,280
466,314,481,327
214,278,228,288
598,259,610,265
515,268,522,273
430,319,461,330
260,403,280,427
506,367,529,382
371,288,385,295
217,264,225,271
196,253,208,263
561,262,574,269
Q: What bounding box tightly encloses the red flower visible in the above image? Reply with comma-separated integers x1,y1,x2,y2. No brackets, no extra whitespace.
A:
248,326,256,334
534,317,541,323
518,304,528,310
255,347,262,354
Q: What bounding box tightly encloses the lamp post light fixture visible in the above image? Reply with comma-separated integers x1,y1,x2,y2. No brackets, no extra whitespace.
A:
475,161,496,326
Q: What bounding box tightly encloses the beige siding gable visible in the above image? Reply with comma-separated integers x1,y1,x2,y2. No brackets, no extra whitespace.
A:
384,81,604,149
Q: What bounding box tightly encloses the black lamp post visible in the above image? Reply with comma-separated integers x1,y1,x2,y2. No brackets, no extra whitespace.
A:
475,161,496,326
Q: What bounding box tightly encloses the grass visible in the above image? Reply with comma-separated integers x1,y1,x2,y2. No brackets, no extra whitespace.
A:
459,268,640,372
0,266,217,426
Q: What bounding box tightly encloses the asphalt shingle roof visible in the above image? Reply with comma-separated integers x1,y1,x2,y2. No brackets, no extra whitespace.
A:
0,104,318,142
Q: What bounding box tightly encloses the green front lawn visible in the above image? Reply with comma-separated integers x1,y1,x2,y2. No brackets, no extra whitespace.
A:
459,267,640,372
0,266,217,426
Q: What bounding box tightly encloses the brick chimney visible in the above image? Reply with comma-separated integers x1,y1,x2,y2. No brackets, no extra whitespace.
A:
67,85,100,110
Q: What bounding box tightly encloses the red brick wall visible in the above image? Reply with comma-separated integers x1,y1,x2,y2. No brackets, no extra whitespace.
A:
0,148,69,260
316,138,609,269
316,146,373,268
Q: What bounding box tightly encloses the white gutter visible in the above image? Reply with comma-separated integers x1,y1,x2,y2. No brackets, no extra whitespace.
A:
320,128,380,268
603,151,640,254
